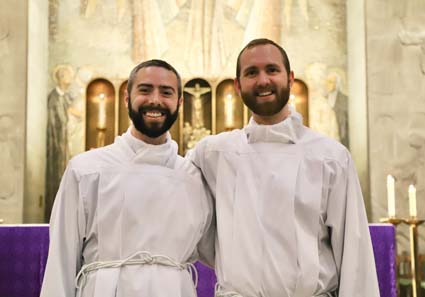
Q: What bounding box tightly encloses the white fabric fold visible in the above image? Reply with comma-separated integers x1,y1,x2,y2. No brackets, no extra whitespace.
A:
40,127,214,297
188,107,379,297
244,106,302,144
118,127,178,168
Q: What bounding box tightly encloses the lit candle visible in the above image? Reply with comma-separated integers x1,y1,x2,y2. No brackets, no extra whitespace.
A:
409,184,417,218
224,94,235,129
387,175,396,217
98,93,106,129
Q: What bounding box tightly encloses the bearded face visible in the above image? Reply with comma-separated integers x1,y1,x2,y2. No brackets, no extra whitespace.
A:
128,97,179,138
240,81,291,117
236,44,293,120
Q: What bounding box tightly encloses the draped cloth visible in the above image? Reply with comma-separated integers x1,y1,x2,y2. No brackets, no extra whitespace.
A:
40,129,215,297
188,107,380,297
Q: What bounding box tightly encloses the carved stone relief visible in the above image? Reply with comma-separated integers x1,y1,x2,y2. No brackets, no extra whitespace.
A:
184,0,230,76
367,0,425,252
0,114,19,201
0,18,9,58
304,62,346,145
131,0,168,62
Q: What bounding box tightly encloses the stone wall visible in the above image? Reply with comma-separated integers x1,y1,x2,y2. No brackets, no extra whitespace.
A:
0,0,28,223
366,0,425,251
1,0,352,222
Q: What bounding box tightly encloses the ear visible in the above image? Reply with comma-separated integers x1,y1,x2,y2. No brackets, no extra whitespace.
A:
234,78,241,96
177,95,183,107
124,90,129,109
289,71,295,88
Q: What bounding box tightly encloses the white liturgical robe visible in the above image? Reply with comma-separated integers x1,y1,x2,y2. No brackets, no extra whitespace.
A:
40,129,214,297
188,108,380,297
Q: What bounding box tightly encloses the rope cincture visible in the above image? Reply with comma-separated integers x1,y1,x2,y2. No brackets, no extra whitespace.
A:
75,250,198,292
214,283,337,297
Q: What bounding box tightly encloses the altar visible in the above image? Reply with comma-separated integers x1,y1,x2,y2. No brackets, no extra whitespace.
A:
0,224,396,297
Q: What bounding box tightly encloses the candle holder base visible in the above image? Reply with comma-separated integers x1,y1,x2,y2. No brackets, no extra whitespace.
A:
379,217,403,225
401,218,425,297
402,219,425,226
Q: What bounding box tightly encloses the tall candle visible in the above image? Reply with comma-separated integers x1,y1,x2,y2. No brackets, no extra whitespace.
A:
409,184,417,218
387,175,396,217
224,94,235,129
98,93,106,129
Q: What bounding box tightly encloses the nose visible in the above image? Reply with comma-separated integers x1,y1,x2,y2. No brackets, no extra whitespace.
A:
257,71,270,87
147,89,161,105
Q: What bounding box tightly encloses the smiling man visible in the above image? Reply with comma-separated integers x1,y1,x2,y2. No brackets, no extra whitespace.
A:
41,59,214,297
188,39,379,297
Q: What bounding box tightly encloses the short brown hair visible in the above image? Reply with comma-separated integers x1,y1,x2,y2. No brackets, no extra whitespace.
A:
127,59,182,98
236,38,291,81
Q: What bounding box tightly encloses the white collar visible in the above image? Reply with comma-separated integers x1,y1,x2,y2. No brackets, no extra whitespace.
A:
244,106,303,144
120,126,178,168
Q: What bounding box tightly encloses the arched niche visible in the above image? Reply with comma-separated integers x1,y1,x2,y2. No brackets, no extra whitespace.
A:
85,78,116,150
181,78,212,154
118,80,130,136
290,79,309,126
215,79,245,133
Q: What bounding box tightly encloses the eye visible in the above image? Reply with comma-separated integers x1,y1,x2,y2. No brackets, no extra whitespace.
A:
244,68,257,77
138,87,151,94
267,66,280,74
161,89,174,96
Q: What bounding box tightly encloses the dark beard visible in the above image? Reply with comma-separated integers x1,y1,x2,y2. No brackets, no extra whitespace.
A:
128,98,179,138
241,84,290,117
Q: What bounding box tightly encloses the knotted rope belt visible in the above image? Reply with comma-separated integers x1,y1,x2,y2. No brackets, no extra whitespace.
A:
75,251,198,292
214,284,337,297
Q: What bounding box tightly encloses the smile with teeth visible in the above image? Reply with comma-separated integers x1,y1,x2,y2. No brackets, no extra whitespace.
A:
143,111,164,118
257,91,274,97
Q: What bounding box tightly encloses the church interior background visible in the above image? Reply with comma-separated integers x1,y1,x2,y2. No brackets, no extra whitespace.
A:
0,0,425,295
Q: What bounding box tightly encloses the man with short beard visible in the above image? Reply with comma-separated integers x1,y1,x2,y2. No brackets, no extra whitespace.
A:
188,39,379,297
41,59,214,297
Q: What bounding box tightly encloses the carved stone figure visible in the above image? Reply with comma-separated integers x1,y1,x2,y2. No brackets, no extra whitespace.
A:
399,29,425,75
326,69,349,147
184,83,211,129
242,0,281,44
284,0,309,31
45,64,75,221
305,63,340,141
183,83,212,152
67,66,93,157
392,113,425,191
131,0,168,62
185,0,229,76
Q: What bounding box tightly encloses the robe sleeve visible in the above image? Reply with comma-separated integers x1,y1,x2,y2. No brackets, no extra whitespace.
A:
185,143,202,168
196,181,216,268
187,140,216,268
40,161,87,297
326,154,380,297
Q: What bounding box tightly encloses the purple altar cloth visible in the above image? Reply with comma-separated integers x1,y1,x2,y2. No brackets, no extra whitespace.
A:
0,224,395,297
0,225,49,297
369,223,398,297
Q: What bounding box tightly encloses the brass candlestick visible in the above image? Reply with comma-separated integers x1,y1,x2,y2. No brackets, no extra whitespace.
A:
380,217,403,226
403,218,425,297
